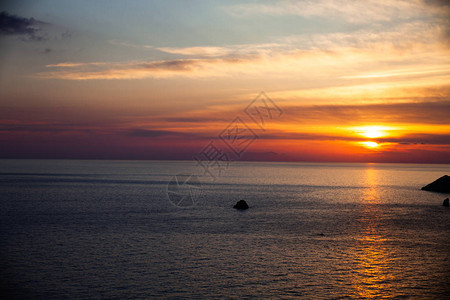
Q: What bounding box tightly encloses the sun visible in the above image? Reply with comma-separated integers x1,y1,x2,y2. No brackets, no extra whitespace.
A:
356,126,388,138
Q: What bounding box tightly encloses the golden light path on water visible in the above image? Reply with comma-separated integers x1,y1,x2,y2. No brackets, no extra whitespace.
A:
351,167,396,298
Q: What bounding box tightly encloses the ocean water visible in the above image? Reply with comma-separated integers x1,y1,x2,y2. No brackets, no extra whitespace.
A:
0,159,449,299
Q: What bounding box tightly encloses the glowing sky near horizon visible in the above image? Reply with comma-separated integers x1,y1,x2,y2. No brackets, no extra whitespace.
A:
0,0,449,163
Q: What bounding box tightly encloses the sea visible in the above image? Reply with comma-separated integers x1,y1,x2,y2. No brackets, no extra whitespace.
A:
0,159,449,299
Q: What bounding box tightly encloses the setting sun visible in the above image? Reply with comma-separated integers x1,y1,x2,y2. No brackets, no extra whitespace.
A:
354,126,391,139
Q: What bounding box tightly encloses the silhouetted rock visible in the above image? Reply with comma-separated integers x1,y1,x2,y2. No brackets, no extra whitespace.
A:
233,200,249,210
421,175,450,193
443,198,449,207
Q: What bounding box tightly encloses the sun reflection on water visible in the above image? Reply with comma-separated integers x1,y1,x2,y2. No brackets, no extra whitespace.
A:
351,167,396,298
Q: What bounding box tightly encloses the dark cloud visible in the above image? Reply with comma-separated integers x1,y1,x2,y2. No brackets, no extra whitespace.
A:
263,131,450,145
0,122,93,133
0,11,48,41
141,60,195,71
378,134,450,145
422,0,450,9
422,0,450,43
140,57,247,72
240,151,285,161
127,129,180,137
259,132,360,141
126,128,204,139
164,117,226,123
61,31,71,39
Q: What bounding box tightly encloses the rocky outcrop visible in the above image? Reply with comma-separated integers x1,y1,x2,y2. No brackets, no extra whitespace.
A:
421,175,450,193
233,200,249,210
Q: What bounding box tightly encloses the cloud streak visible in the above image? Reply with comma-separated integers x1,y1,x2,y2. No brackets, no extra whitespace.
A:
126,128,203,139
36,56,257,80
5,120,447,146
224,0,449,24
156,46,233,57
259,131,450,145
282,100,450,125
36,19,449,81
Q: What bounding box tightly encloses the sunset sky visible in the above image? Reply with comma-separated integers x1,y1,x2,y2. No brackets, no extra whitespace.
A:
0,0,449,163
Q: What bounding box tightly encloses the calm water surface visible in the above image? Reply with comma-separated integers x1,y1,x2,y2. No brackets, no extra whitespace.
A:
0,160,449,299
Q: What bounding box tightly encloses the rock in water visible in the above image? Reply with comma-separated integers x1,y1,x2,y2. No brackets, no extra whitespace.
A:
444,198,449,207
421,175,450,193
233,200,249,210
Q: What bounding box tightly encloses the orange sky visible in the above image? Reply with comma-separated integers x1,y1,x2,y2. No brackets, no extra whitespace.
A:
0,1,449,163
